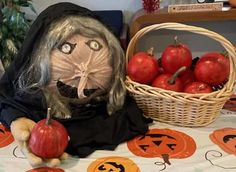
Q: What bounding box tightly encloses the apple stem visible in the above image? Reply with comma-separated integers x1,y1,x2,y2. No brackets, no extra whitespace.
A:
46,108,52,125
168,66,186,85
147,47,154,56
174,36,180,46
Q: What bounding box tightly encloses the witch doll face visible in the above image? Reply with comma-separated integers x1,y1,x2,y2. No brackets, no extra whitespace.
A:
49,34,112,99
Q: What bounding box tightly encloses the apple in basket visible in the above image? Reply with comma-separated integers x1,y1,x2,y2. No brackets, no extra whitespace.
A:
152,66,186,92
184,81,213,94
161,36,192,74
28,108,69,158
127,47,159,84
194,52,230,86
179,68,196,87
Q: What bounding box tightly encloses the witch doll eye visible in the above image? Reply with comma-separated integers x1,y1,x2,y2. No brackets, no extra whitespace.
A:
85,40,102,51
58,42,77,54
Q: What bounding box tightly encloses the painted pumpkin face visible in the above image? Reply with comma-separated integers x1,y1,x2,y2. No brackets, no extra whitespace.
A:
0,124,14,148
87,156,140,172
49,34,112,98
127,128,196,164
210,127,236,155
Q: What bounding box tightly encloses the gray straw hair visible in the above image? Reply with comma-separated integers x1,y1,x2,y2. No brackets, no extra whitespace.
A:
18,15,126,117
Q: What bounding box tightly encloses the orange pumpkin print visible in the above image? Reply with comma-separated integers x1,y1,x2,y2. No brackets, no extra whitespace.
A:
127,128,196,165
210,127,236,155
87,156,140,172
26,167,65,172
0,124,14,148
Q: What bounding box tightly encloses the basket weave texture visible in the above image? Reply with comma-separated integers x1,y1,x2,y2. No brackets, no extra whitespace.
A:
125,22,236,127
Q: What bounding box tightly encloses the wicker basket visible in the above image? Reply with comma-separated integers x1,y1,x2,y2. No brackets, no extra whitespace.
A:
125,22,236,127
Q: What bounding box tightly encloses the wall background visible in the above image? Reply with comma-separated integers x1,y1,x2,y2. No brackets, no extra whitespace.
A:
26,0,144,23
26,0,236,57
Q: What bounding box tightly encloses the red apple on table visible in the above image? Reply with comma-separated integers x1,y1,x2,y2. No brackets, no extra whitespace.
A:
28,108,69,159
26,167,65,172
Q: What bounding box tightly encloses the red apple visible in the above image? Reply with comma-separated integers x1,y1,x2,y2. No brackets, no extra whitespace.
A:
127,47,159,84
184,82,213,94
28,108,69,159
152,67,186,92
194,52,230,86
26,167,65,172
161,36,192,74
179,68,195,87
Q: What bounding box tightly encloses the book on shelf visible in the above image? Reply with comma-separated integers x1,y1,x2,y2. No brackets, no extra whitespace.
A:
168,2,223,13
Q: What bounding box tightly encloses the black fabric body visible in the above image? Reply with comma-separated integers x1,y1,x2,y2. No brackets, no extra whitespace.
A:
0,2,151,157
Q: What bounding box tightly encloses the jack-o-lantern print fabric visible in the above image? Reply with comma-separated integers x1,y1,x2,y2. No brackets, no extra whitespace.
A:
0,124,14,148
48,34,112,98
127,128,196,166
210,128,236,156
87,156,140,172
1,112,236,171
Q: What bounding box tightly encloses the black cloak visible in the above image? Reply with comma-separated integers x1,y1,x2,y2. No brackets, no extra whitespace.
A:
0,2,151,157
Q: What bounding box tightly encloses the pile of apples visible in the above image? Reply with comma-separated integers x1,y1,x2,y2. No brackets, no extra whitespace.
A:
127,37,230,94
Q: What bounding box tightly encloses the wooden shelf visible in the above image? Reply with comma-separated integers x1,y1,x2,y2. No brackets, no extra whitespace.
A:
130,8,236,38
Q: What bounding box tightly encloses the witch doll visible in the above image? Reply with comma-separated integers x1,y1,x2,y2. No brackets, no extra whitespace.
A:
0,2,149,167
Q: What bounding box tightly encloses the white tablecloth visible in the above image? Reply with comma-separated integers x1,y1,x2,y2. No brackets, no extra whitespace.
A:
0,108,236,172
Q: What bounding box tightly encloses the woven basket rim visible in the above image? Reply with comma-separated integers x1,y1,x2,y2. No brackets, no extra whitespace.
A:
125,76,230,103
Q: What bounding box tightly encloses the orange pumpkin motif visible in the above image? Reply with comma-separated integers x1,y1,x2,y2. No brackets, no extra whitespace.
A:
127,128,196,165
0,124,14,148
210,127,236,155
26,167,64,172
87,156,140,172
